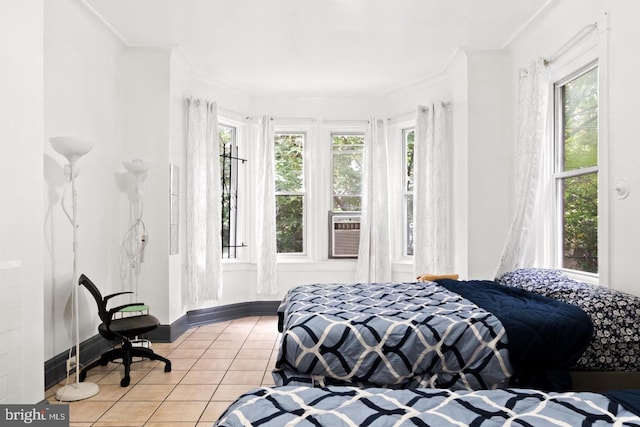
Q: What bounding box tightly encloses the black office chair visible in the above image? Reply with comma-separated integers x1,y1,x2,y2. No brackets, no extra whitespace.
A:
78,274,171,387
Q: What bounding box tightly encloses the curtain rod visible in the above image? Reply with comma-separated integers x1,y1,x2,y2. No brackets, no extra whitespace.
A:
189,101,317,123
242,116,317,124
544,23,598,66
387,102,451,122
387,111,415,123
269,117,316,123
187,96,213,106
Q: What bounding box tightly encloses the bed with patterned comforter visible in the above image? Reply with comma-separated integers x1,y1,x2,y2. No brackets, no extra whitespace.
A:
497,268,640,371
214,386,640,426
274,281,592,391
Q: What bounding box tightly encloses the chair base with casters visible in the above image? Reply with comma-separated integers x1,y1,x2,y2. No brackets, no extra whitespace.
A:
78,274,172,387
79,339,172,387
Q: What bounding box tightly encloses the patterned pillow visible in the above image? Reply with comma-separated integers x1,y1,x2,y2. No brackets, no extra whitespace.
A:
497,268,579,300
496,268,640,371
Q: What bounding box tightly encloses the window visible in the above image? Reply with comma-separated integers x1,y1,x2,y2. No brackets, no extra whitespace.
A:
274,133,305,254
403,128,415,256
219,124,245,258
332,134,365,212
554,63,598,274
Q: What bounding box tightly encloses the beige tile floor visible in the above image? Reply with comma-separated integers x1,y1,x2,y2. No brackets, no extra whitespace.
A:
45,316,280,427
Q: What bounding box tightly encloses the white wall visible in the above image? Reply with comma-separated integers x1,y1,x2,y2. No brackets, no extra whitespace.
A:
0,0,45,404
449,52,470,279
250,95,386,119
465,50,513,279
605,0,640,295
168,50,191,324
44,0,124,360
444,50,514,280
385,74,451,118
121,47,172,322
506,0,640,295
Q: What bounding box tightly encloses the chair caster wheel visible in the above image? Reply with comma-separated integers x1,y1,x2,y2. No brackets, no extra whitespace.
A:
120,377,130,387
164,362,172,373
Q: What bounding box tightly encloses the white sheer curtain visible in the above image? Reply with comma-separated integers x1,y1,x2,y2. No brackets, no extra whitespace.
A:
185,98,222,302
413,103,449,277
255,116,278,294
494,59,550,278
355,118,392,283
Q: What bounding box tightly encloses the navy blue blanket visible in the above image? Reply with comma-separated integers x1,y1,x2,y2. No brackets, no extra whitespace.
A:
436,279,593,390
606,390,640,417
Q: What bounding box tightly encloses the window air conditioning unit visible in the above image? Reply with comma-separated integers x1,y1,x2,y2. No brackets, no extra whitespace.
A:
329,212,360,259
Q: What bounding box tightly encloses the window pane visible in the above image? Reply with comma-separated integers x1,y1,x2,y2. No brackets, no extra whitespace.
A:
561,172,598,273
333,152,363,193
405,129,415,192
332,134,364,212
276,195,304,253
219,126,233,147
562,67,598,171
333,195,361,212
406,194,414,256
219,125,235,258
275,134,304,192
404,127,415,257
332,134,364,150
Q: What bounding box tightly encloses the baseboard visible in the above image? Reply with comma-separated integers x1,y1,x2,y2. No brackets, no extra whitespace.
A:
148,315,189,343
44,334,113,390
45,300,280,390
186,300,280,326
148,300,280,341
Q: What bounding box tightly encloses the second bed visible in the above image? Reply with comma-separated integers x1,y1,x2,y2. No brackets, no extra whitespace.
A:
273,279,593,391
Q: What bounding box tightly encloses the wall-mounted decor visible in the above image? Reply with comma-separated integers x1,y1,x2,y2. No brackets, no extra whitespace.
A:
122,158,152,294
169,164,179,255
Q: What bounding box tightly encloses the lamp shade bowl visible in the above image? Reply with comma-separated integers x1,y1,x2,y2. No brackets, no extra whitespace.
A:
50,137,94,165
123,159,152,177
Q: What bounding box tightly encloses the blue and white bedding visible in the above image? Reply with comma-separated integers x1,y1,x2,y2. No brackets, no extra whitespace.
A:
214,386,640,426
274,282,513,390
497,268,640,371
274,281,593,391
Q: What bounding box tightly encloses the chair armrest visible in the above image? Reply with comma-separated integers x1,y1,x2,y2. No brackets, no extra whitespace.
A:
103,291,134,303
108,303,147,317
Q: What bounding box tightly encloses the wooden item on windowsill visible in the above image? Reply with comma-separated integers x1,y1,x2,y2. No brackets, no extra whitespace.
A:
416,273,459,282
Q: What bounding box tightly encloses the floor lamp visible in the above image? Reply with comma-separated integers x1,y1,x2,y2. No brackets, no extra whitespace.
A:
50,136,100,401
122,159,151,297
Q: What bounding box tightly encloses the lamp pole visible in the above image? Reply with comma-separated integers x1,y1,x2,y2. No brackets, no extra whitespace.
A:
51,137,100,401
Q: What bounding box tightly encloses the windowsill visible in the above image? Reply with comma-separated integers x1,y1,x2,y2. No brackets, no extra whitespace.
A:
221,259,253,272
276,254,312,261
560,268,600,286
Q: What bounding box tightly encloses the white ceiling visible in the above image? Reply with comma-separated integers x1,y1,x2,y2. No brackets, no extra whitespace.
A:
84,0,550,95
